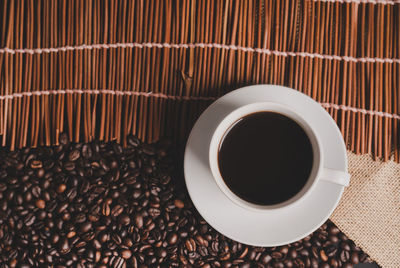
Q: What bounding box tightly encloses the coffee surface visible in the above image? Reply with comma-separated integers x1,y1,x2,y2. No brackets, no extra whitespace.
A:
218,112,314,205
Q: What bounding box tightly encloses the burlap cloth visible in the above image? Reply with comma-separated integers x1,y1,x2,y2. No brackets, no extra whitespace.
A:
331,152,400,268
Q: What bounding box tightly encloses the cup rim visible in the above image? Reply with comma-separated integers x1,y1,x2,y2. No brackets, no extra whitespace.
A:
209,102,323,212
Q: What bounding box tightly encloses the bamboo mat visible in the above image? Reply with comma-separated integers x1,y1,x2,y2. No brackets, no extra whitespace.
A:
0,0,399,162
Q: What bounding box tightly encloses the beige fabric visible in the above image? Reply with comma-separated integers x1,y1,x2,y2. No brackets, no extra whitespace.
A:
331,152,400,268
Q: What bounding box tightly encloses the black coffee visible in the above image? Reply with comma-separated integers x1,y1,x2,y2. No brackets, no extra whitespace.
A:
218,112,314,206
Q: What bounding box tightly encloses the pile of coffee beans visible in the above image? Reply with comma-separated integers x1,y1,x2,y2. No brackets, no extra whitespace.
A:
0,134,374,267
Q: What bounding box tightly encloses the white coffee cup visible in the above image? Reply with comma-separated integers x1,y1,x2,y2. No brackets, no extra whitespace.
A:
209,102,350,212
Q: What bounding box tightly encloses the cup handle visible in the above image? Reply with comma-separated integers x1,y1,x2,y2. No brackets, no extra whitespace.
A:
320,168,351,187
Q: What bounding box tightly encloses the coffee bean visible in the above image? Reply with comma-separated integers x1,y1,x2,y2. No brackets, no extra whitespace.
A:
121,249,132,259
69,150,80,161
174,199,184,209
185,238,196,252
320,249,328,262
148,208,161,217
118,214,130,226
67,231,76,238
58,237,70,254
299,249,309,257
111,205,123,218
260,253,271,264
271,252,283,259
284,259,293,267
24,214,36,226
101,203,110,217
57,202,68,213
64,161,75,171
311,258,319,268
57,184,67,194
340,250,350,262
167,233,178,245
80,222,92,233
279,246,289,255
0,134,372,267
328,225,340,235
81,144,92,159
350,252,359,264
339,233,349,241
328,235,339,243
36,168,45,178
340,242,351,251
35,199,45,209
247,249,256,260
330,259,339,267
359,252,369,262
294,258,305,268
288,249,297,259
30,160,43,169
59,133,69,145
132,213,143,228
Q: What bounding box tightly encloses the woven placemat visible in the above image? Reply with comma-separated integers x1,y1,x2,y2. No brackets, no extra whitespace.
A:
0,0,399,160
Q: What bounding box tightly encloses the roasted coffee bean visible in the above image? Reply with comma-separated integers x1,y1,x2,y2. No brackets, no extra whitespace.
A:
328,226,341,235
36,168,45,178
329,235,339,243
351,252,359,264
340,250,350,262
247,249,256,260
74,213,86,223
30,160,43,169
319,250,328,262
340,242,351,251
167,233,178,245
69,150,80,161
260,253,272,264
0,134,372,266
64,161,75,171
58,237,70,254
288,249,297,259
310,258,319,268
57,202,68,213
319,263,330,268
283,259,294,267
35,199,46,209
271,252,283,259
57,184,67,194
111,205,124,218
79,222,92,233
59,133,69,145
120,249,131,259
118,214,130,226
174,199,184,209
148,208,161,217
330,258,339,267
299,249,309,257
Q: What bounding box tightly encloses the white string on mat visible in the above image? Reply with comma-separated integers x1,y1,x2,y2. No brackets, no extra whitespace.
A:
0,89,399,120
313,0,399,5
0,89,217,101
1,43,399,64
320,103,400,120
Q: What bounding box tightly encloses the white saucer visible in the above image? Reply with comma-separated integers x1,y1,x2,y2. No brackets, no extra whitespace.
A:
184,85,348,247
